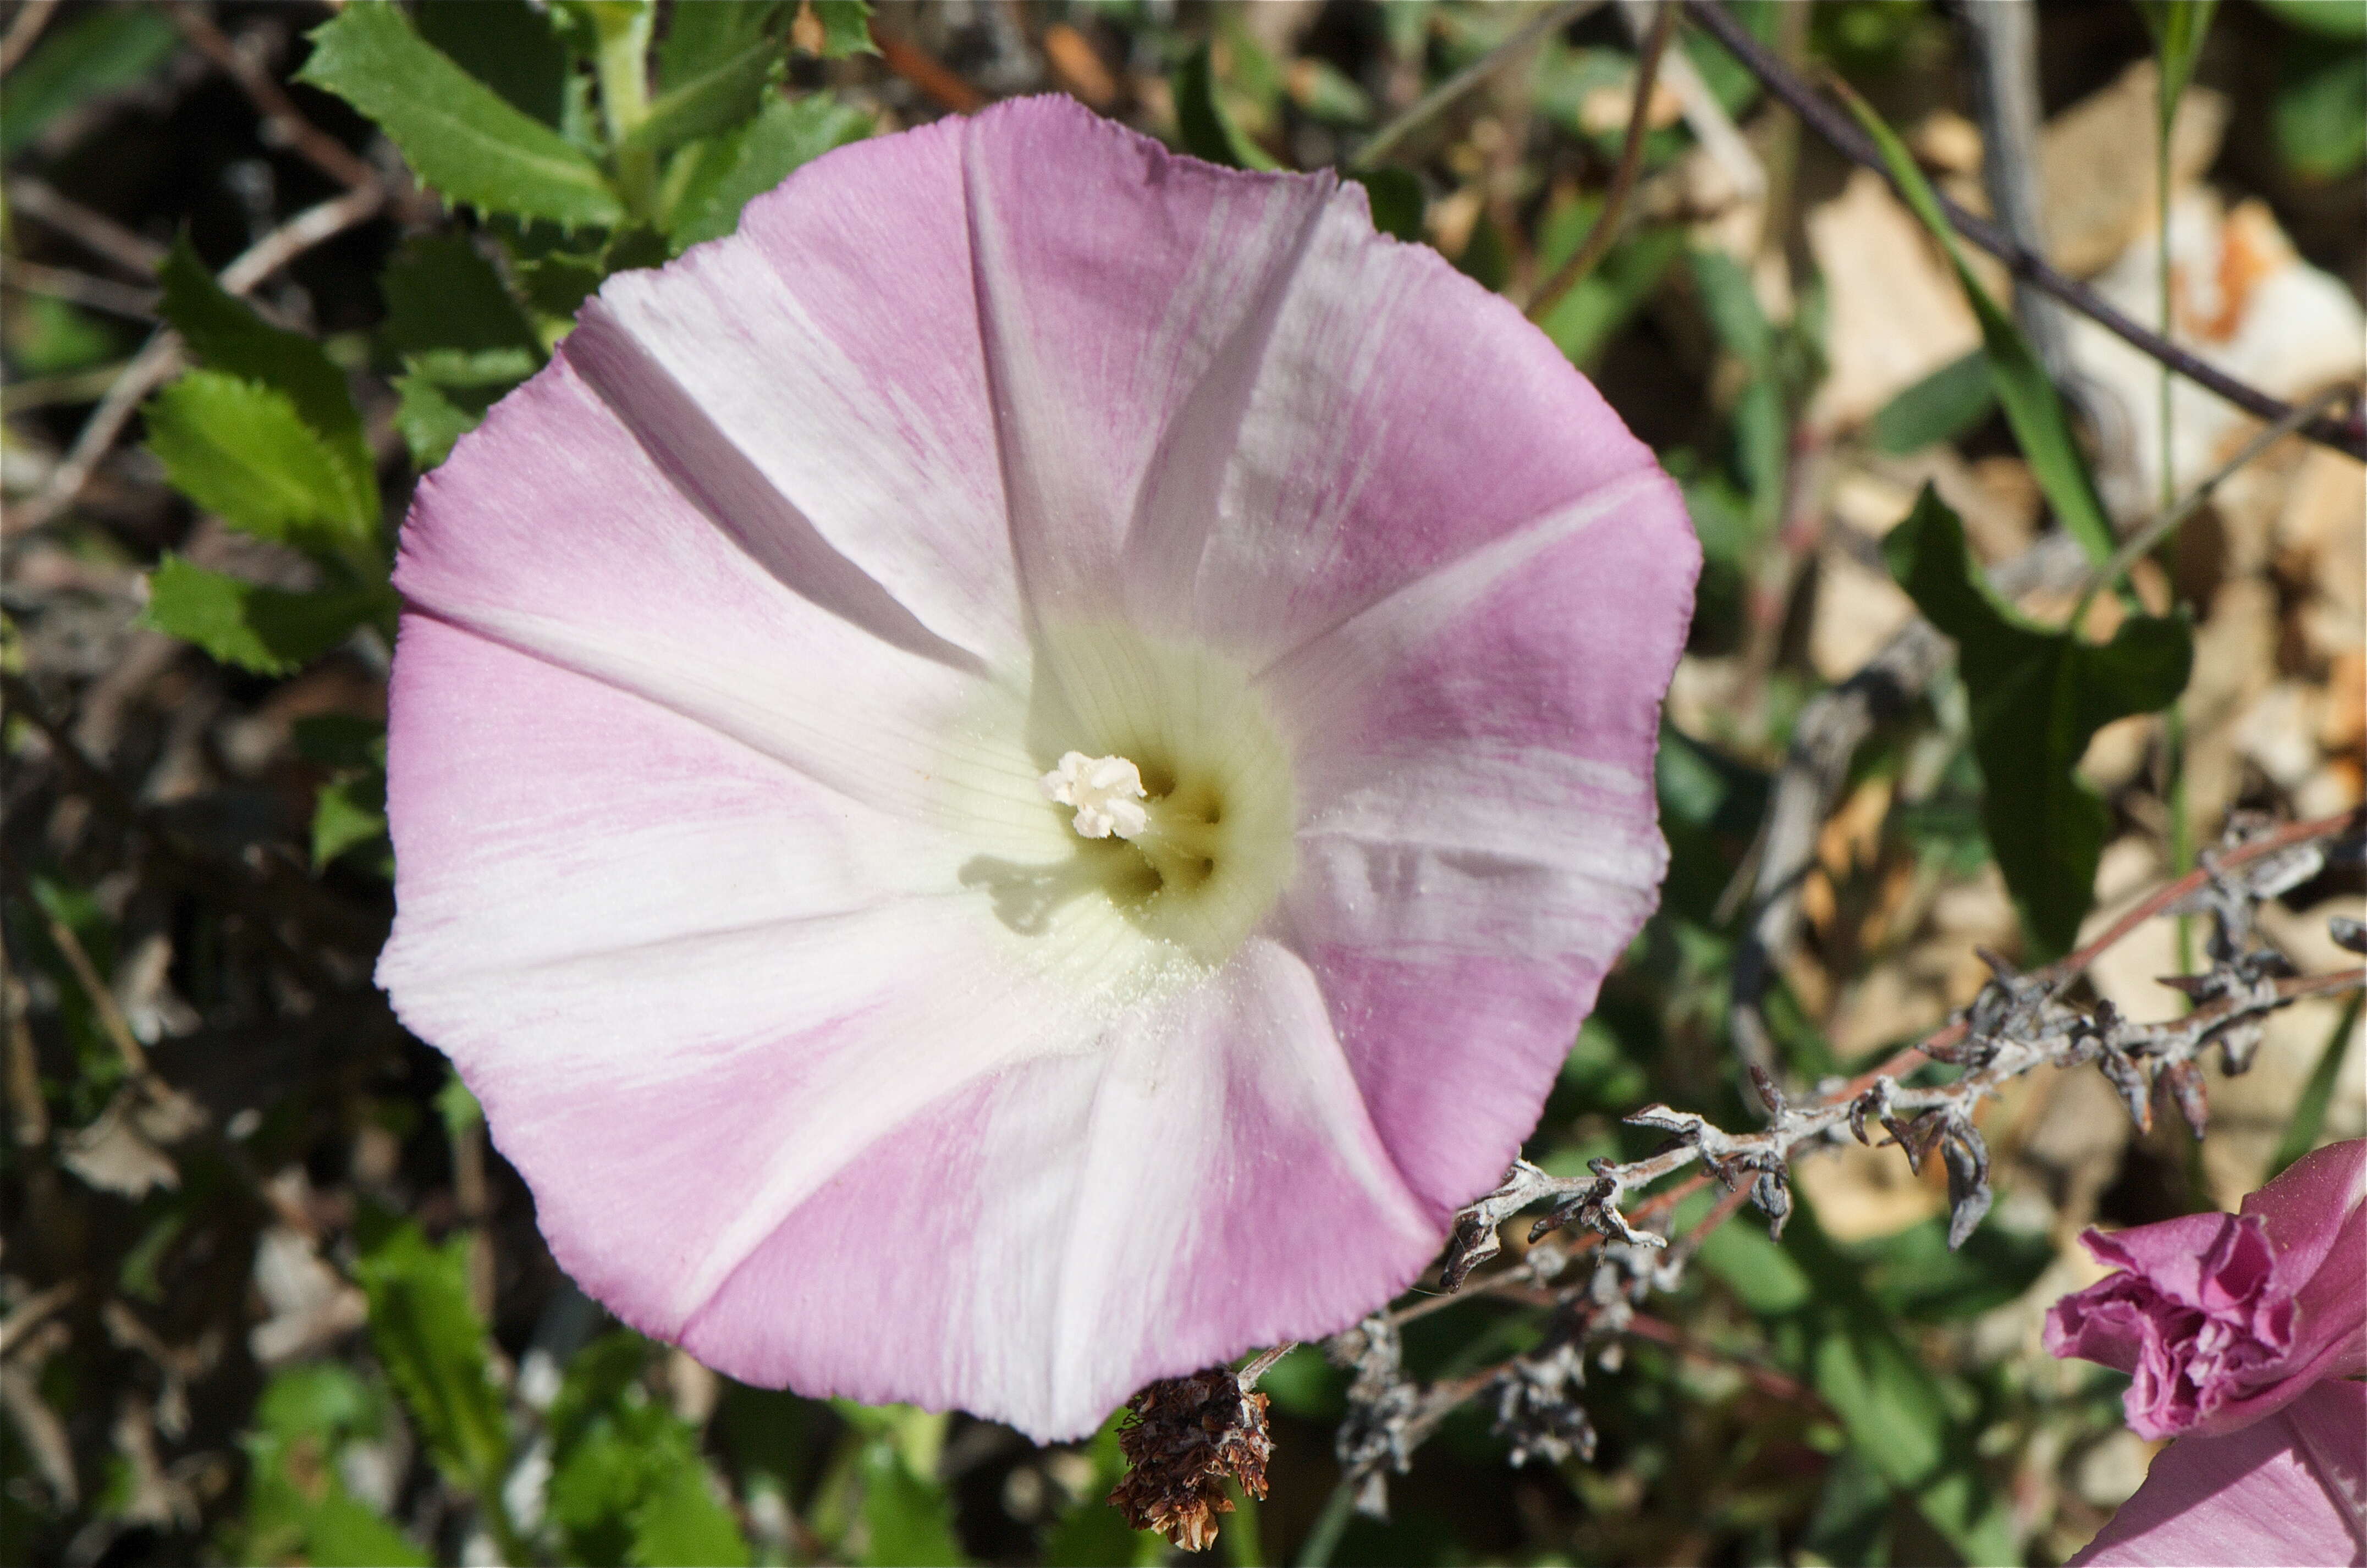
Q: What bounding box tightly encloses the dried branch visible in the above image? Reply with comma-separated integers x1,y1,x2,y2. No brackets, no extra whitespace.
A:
14,183,386,532
1525,1,1675,321
163,3,378,194
1679,0,2367,462
1958,0,2074,385
1324,809,2361,1505
0,259,159,321
4,175,169,279
0,0,62,78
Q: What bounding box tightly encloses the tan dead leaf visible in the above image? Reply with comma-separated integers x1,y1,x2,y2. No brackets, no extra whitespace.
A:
2041,60,2227,278
1794,1139,1946,1242
1805,168,1982,433
1808,545,1919,683
1043,24,1118,108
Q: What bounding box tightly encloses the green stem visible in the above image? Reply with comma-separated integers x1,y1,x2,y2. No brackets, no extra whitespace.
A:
592,3,657,222
1293,1479,1358,1568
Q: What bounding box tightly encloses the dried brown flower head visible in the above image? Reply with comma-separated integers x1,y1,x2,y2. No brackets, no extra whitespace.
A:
1107,1366,1274,1551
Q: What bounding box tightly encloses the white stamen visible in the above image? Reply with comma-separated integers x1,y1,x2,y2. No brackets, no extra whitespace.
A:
1039,750,1151,840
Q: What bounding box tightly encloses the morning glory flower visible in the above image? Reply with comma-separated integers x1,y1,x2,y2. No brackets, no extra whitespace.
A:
376,96,1697,1442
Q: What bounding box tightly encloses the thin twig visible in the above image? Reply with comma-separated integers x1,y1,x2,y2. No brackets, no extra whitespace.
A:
15,183,386,532
1616,0,1761,201
39,912,150,1080
4,176,169,279
1351,0,1603,172
1678,0,2367,463
1959,0,2074,385
0,0,62,77
0,259,159,320
1525,0,1673,322
163,3,378,194
2070,384,2355,626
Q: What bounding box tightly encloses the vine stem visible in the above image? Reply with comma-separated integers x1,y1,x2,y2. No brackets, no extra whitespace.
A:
1677,0,2366,462
1524,0,1675,322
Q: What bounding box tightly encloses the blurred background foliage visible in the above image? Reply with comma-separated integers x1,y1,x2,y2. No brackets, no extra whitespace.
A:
2,1,2360,1564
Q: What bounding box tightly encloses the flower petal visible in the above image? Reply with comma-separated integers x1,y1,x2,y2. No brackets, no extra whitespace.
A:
2071,1379,2366,1566
673,938,1440,1440
586,117,1019,662
397,352,1033,826
1259,469,1696,1211
957,96,1337,615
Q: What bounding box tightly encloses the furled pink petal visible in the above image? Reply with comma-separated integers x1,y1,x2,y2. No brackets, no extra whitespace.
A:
2071,1378,2366,1566
382,93,1699,1441
2046,1141,2366,1439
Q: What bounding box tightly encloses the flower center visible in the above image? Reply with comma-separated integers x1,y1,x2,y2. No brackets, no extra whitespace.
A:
946,623,1296,978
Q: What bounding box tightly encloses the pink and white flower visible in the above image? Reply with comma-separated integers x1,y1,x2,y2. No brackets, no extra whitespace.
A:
376,96,1697,1441
2048,1140,2367,1565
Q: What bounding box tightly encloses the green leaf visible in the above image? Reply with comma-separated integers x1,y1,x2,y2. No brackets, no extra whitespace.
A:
2274,37,2367,181
143,373,372,553
1885,487,2192,958
2138,1,2223,121
1843,1212,2055,1323
1533,195,1683,368
2269,994,2362,1179
312,772,388,869
857,1440,964,1567
1347,167,1423,243
634,1,789,157
1871,350,1995,455
1701,1197,2014,1566
631,1451,752,1568
378,236,543,363
0,5,178,157
157,239,376,528
415,0,571,128
298,3,625,228
142,557,387,677
1836,81,2115,564
808,0,879,58
2256,0,2367,35
664,92,871,249
393,350,536,470
354,1219,511,1495
1174,42,1280,170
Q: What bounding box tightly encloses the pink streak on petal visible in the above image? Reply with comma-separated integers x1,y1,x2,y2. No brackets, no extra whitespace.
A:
394,353,992,819
1261,472,1696,1213
2072,1380,2367,1566
589,115,1018,661
958,96,1336,617
678,938,1440,1441
1138,192,1670,667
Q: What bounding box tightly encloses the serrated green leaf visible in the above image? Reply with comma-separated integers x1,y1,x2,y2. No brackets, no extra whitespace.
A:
1347,167,1423,242
415,0,571,128
143,373,373,553
1885,487,2192,958
0,5,179,157
378,236,543,363
354,1220,511,1495
664,93,871,249
808,0,879,58
1174,42,1280,170
633,1,789,157
1837,81,2116,564
858,1440,964,1567
312,772,388,869
143,557,387,677
393,354,530,470
298,3,624,227
158,239,376,526
631,1451,752,1568
1871,349,1995,454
